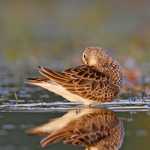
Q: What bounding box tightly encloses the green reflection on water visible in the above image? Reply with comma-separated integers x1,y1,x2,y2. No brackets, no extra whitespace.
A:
0,111,150,150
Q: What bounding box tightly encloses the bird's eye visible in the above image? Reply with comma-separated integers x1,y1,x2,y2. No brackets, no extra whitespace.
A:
83,54,86,59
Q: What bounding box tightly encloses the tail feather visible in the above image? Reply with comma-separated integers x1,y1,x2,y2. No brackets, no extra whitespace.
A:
26,66,72,86
26,118,57,136
40,130,69,148
38,66,69,83
26,77,49,84
26,127,49,136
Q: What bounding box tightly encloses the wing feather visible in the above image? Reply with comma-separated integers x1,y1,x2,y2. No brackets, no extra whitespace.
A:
26,77,49,84
36,65,119,102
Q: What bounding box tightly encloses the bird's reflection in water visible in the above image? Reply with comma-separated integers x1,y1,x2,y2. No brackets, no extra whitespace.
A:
27,108,124,150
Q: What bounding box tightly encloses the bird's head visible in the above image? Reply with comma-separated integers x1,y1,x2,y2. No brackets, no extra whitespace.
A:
82,47,111,67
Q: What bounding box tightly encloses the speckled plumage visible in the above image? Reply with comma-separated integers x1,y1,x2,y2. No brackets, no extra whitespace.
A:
27,47,122,104
27,108,124,150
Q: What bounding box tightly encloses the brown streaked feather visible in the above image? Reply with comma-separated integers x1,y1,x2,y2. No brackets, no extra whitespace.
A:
90,120,124,150
40,129,70,148
39,109,121,148
38,66,69,81
64,65,109,80
26,77,49,84
37,65,118,102
63,111,119,147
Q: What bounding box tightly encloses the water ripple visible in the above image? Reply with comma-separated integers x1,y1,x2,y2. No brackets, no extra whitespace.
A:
0,98,150,112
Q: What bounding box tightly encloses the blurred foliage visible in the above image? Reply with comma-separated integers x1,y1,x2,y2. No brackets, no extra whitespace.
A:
0,0,149,93
0,0,149,73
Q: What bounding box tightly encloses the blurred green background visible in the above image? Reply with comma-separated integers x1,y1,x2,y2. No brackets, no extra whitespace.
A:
0,0,149,73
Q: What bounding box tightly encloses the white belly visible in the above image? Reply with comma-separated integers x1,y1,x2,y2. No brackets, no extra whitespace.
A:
30,82,94,105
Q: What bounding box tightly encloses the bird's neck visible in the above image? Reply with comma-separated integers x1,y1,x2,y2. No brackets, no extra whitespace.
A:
97,59,122,86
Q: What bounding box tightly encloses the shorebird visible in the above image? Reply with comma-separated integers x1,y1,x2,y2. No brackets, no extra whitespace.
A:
27,108,124,150
27,47,122,105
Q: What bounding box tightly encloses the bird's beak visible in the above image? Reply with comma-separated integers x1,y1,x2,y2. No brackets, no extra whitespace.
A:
89,57,97,66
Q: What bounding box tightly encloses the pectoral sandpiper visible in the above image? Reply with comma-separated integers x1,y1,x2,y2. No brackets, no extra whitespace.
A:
27,47,122,105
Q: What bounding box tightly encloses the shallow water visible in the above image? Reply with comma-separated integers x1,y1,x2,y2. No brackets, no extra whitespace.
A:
0,108,150,150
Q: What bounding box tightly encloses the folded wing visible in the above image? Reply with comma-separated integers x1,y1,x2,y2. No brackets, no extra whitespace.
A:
37,65,119,102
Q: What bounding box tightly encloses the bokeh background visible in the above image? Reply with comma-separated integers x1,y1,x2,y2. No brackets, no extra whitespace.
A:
0,0,149,73
0,0,149,100
0,1,150,150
